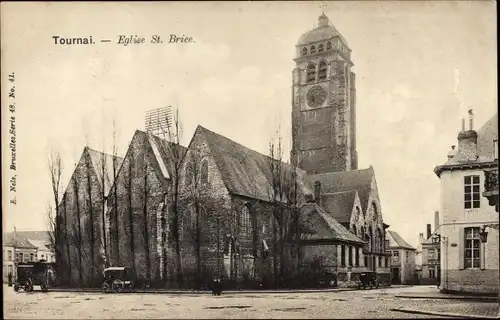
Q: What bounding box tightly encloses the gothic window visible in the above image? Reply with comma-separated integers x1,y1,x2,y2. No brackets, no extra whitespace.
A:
240,204,251,235
464,175,480,209
327,41,332,50
348,246,353,266
306,63,316,83
310,45,316,54
318,61,327,81
352,225,357,236
318,43,324,52
355,248,360,267
372,202,378,220
200,159,209,185
184,162,193,187
301,47,308,56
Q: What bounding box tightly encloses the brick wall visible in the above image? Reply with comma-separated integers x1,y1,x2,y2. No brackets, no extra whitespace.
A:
107,132,166,286
57,148,107,287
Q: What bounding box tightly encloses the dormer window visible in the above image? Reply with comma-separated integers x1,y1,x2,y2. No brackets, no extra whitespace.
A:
301,47,308,56
310,45,316,54
318,61,327,81
318,44,324,52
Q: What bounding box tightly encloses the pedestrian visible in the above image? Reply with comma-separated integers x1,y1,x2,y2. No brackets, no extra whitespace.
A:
8,272,12,287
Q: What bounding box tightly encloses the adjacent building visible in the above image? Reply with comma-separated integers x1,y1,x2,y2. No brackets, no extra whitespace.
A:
2,232,38,282
387,230,416,284
418,216,441,285
434,112,498,294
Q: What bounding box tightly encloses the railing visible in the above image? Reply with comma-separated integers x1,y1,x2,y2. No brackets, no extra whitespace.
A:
483,167,499,212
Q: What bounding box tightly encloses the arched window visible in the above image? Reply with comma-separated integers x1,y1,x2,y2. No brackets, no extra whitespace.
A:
352,225,357,236
306,63,316,83
377,228,382,252
301,47,308,56
327,41,332,50
310,45,316,54
318,44,324,52
200,160,208,185
318,61,327,81
361,226,365,239
369,227,373,252
185,162,193,187
240,204,251,235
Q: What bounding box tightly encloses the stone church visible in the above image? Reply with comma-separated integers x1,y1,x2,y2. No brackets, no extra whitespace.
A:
56,14,391,288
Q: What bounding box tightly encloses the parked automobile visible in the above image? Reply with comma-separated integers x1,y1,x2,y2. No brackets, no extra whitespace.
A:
357,271,378,290
101,267,135,293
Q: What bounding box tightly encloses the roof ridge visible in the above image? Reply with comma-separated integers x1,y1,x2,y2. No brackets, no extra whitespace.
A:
322,190,357,196
198,125,281,164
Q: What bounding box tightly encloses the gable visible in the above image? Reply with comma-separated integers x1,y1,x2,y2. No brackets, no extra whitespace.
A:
387,230,415,250
86,148,123,196
299,203,364,244
321,190,358,224
307,166,374,214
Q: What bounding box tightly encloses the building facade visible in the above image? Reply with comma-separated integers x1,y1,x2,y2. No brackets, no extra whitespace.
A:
434,112,498,294
2,233,38,282
418,213,441,285
387,231,416,285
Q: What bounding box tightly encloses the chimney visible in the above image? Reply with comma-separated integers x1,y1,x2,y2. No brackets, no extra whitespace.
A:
434,211,440,232
426,224,431,240
314,181,321,205
468,109,474,130
447,145,456,160
419,233,424,245
455,111,478,162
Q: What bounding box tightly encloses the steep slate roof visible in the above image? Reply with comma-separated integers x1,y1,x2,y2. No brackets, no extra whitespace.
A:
198,126,312,202
300,203,364,244
86,148,124,195
387,230,415,250
306,167,374,214
477,113,498,160
321,190,358,224
3,233,37,249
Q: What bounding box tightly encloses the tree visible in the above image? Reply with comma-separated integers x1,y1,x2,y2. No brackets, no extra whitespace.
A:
141,148,152,286
71,166,84,286
158,107,185,287
268,133,301,288
47,151,66,283
84,149,97,285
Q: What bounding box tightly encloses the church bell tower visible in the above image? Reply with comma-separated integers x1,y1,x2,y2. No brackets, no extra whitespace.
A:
291,14,358,174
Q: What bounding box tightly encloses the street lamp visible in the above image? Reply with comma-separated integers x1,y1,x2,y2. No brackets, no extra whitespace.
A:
479,226,489,243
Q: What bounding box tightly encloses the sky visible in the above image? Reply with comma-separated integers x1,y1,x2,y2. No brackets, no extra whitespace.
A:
1,1,497,248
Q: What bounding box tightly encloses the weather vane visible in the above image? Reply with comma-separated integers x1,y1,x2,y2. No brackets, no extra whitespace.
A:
319,2,328,14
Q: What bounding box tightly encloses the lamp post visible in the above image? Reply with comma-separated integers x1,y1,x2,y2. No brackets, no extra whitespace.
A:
432,234,448,290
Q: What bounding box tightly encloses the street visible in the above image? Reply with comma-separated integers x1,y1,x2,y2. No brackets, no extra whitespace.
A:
4,285,498,319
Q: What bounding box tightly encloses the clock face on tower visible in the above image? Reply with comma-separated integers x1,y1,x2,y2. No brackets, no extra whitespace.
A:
306,85,327,108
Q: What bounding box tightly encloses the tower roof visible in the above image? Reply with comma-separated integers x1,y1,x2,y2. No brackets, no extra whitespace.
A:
297,14,348,47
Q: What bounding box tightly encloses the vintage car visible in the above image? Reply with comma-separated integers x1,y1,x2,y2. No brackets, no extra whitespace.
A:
14,261,55,292
357,271,379,290
101,267,135,293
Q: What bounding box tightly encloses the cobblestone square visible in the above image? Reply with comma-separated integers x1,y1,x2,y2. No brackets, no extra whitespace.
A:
4,285,498,319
